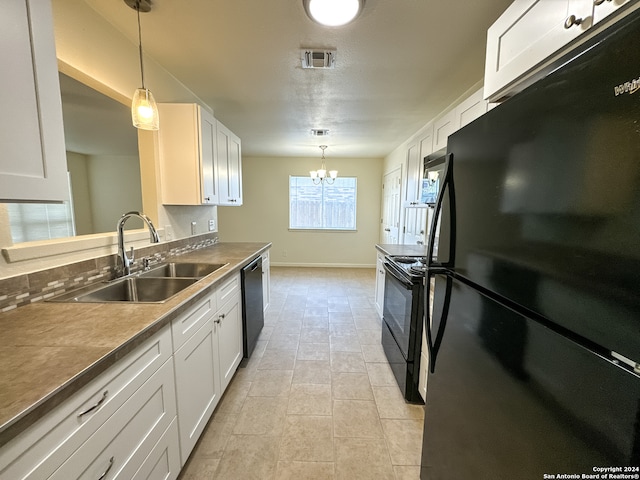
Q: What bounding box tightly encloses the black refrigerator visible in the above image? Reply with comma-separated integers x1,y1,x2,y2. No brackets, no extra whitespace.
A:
421,9,640,480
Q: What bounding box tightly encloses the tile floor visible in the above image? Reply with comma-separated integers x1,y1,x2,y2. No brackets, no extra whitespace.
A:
177,267,424,480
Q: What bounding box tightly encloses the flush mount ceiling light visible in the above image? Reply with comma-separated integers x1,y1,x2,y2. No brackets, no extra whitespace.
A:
310,145,337,185
303,0,364,27
125,0,159,131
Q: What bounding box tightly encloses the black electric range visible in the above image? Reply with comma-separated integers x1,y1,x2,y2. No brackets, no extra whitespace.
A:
381,255,427,403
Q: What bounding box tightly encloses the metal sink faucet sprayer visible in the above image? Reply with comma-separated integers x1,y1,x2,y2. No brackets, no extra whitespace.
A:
117,211,160,277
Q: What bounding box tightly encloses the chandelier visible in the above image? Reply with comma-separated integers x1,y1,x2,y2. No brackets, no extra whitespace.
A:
310,145,337,185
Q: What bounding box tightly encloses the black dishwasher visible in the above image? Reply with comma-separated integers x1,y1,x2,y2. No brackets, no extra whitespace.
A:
241,256,264,358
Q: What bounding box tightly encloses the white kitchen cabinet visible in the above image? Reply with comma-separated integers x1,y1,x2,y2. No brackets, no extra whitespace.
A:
403,141,421,207
158,103,219,205
215,291,243,393
49,359,177,480
454,88,487,130
131,420,181,480
0,0,68,202
0,326,177,480
172,274,242,464
173,311,220,464
216,120,243,206
592,0,632,24
402,206,429,246
403,125,435,208
484,0,636,102
432,109,457,153
374,252,386,318
262,249,271,312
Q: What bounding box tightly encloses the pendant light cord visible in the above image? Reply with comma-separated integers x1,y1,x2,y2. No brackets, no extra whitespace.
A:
136,1,145,89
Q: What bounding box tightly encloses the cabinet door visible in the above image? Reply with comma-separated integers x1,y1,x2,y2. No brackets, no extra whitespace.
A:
215,293,243,393
484,0,592,101
432,109,457,152
262,251,271,312
0,0,68,202
216,120,243,206
592,0,631,24
131,420,181,480
403,142,421,207
374,252,386,318
173,320,220,464
199,108,219,204
455,88,487,130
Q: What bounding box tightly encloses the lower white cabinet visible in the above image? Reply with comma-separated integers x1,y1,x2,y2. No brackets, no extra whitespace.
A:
173,315,221,463
215,291,243,393
374,252,386,318
173,274,243,464
0,273,246,480
0,326,176,480
49,360,177,480
262,250,271,312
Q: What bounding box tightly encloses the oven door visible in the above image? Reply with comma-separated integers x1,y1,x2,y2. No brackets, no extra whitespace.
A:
383,263,419,358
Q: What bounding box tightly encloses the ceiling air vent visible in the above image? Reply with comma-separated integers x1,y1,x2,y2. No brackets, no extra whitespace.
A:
311,129,330,137
301,49,336,69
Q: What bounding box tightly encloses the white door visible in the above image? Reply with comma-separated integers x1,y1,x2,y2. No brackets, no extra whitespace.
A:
381,167,402,244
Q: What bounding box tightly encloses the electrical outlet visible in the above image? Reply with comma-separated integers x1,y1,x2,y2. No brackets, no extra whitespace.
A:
191,221,197,235
208,219,216,231
165,225,173,241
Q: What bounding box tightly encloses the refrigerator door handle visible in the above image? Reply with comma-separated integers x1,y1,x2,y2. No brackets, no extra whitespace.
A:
425,273,453,374
427,153,456,269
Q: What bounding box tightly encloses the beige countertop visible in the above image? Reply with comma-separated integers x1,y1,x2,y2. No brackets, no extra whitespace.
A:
0,241,270,447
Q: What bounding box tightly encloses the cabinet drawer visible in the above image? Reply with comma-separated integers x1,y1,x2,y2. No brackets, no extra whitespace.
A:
0,326,172,480
49,359,177,480
170,291,216,351
216,273,240,307
131,419,180,480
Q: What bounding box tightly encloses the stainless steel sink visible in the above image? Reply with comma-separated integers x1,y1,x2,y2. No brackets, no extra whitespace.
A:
49,277,199,303
140,262,227,279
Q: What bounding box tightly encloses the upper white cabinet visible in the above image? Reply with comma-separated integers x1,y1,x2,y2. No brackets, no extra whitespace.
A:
216,120,243,206
484,0,635,101
158,103,219,206
432,109,457,153
403,125,434,207
455,88,488,130
0,0,69,202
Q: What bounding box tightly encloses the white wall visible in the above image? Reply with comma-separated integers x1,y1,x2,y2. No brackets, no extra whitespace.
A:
217,156,383,267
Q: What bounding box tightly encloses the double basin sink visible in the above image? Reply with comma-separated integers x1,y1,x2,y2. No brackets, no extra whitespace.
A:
50,262,227,303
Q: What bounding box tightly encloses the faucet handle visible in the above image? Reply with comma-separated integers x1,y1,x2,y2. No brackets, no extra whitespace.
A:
129,246,135,263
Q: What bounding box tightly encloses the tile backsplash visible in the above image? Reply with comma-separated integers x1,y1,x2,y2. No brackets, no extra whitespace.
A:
0,233,218,313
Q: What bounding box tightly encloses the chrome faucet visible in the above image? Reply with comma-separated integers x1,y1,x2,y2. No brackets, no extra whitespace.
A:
116,211,160,277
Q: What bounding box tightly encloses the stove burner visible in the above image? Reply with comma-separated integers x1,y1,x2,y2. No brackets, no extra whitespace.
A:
394,256,419,264
409,265,428,276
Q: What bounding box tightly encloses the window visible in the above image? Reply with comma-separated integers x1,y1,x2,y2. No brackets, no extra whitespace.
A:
289,176,357,230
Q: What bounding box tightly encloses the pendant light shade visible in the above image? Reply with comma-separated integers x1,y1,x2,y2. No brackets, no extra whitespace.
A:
126,0,159,131
132,87,159,130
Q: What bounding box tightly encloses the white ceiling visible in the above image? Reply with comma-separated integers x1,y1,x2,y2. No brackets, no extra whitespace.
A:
82,0,513,159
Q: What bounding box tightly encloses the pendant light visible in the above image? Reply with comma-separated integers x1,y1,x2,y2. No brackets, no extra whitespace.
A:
310,145,338,185
125,0,159,130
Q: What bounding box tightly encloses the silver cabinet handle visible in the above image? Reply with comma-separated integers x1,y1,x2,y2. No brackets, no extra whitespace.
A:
593,0,611,5
204,196,211,202
384,228,391,232
564,14,583,28
97,457,114,480
78,390,108,418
